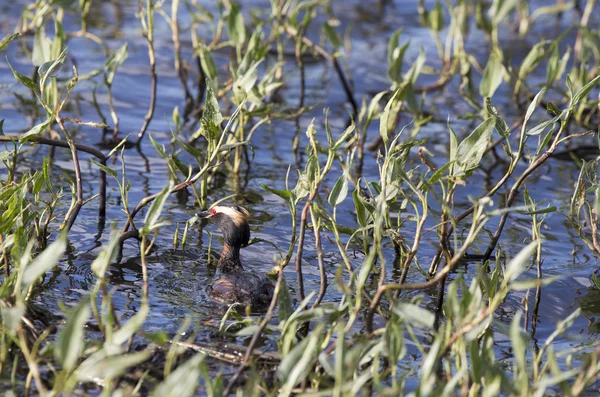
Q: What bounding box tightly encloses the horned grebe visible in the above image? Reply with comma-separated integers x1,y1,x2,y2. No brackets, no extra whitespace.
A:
197,204,273,307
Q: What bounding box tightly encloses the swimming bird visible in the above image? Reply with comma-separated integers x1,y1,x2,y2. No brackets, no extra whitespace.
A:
197,204,274,307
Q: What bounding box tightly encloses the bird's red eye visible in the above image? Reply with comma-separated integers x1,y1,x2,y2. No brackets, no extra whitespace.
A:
211,208,217,215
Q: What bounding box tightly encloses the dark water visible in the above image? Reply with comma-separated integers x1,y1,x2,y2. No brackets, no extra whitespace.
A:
1,0,599,382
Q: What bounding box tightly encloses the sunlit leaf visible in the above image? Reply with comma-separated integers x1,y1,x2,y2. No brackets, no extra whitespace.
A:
56,297,91,372
392,302,435,329
151,354,205,397
104,42,128,85
22,232,67,288
0,33,20,51
328,174,348,208
504,241,537,283
453,117,495,177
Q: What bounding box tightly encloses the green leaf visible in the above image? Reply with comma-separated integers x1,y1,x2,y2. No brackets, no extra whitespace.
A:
0,33,20,52
151,354,205,397
332,120,355,150
22,232,67,288
198,45,218,82
0,303,25,336
485,98,511,138
90,158,117,179
380,89,400,144
504,241,537,283
76,351,150,382
509,311,528,373
39,46,68,83
202,82,223,126
7,59,40,93
480,50,505,98
104,42,128,85
278,325,322,396
323,23,342,48
233,59,261,98
32,28,51,66
91,228,120,278
227,3,246,47
56,297,91,372
453,117,495,177
278,277,293,323
0,150,12,163
392,302,435,329
428,1,444,31
571,75,600,106
111,303,149,347
522,89,547,137
328,174,348,208
260,182,292,202
143,182,174,234
19,119,51,143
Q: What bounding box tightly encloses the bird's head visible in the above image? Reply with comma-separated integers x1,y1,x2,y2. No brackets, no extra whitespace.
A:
197,204,250,248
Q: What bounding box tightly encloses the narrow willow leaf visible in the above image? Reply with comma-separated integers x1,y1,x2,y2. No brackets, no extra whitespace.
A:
510,311,528,373
111,304,149,348
143,182,174,234
328,174,348,208
353,189,368,227
485,98,510,138
523,89,546,134
571,75,600,106
151,354,205,397
279,326,322,396
91,228,121,278
323,23,342,48
278,277,293,322
380,90,400,144
7,60,40,93
90,158,117,179
227,3,246,47
19,119,51,143
104,42,128,85
202,81,223,126
32,28,51,66
392,302,435,329
504,241,537,283
56,297,91,372
22,232,67,288
39,46,68,82
77,351,151,382
332,120,355,150
0,303,24,336
0,33,20,51
198,45,218,82
260,182,292,202
428,0,444,31
453,117,495,177
480,50,505,98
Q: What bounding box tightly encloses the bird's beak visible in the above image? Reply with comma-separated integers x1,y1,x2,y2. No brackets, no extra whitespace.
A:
196,210,212,219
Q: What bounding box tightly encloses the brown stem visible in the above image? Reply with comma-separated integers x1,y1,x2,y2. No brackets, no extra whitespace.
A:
482,121,569,261
310,205,327,309
294,199,312,302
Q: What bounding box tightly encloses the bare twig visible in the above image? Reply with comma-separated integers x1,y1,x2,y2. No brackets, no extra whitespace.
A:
285,25,358,116
136,0,158,146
